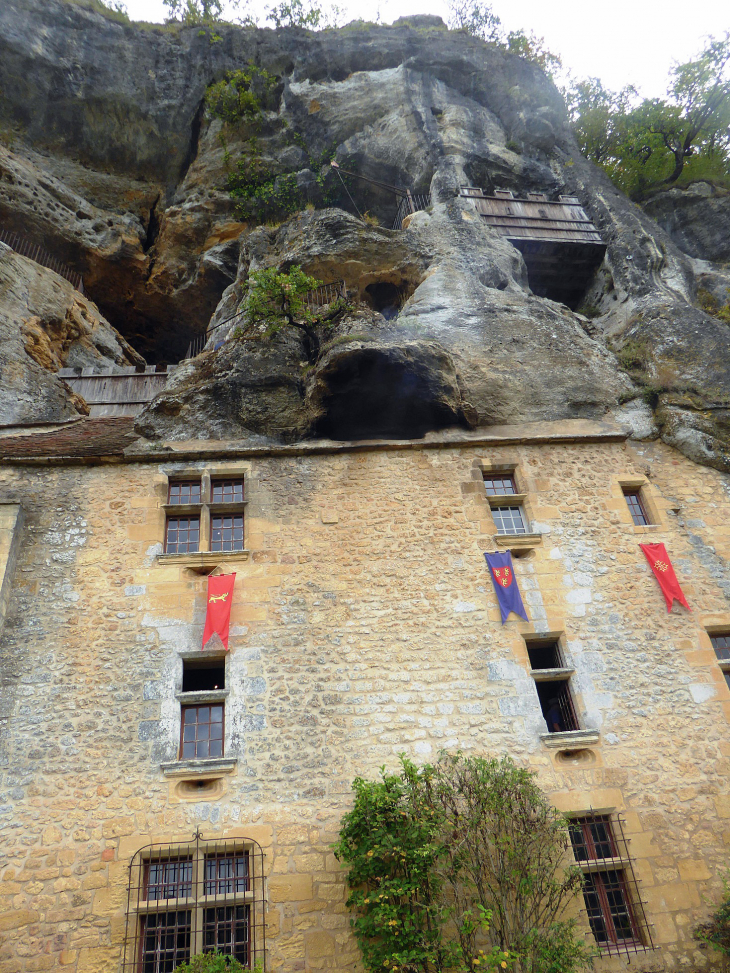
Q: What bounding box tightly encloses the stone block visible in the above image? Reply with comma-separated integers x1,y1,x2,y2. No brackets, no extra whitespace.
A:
0,909,39,931
677,859,711,882
305,931,336,958
269,875,313,902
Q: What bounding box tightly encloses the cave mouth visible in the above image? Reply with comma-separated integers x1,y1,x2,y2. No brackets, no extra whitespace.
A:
314,347,465,441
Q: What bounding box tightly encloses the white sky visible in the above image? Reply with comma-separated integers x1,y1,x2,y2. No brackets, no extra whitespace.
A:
121,0,727,99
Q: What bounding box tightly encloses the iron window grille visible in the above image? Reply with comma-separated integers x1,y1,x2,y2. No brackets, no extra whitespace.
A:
569,814,654,957
622,488,650,526
528,640,580,733
122,831,266,973
164,476,246,554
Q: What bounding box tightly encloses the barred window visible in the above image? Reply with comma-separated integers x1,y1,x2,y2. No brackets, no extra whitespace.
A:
123,833,267,973
569,814,654,956
709,632,730,689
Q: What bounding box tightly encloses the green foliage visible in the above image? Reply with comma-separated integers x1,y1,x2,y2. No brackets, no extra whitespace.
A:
238,265,345,363
698,287,730,324
615,339,649,372
446,0,560,76
265,0,344,29
565,33,730,198
335,753,591,973
205,66,277,124
173,951,255,972
164,0,224,22
695,871,730,958
333,757,451,973
66,0,130,23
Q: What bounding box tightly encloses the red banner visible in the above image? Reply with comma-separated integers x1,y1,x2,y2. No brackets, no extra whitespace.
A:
639,543,690,612
202,573,236,650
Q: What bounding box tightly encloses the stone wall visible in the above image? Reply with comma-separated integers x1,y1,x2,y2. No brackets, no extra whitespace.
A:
0,424,728,972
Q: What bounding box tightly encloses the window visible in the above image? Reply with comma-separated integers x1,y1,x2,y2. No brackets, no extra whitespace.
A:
569,815,653,956
527,640,580,733
179,659,226,762
123,834,266,972
164,474,246,554
492,505,527,535
483,471,528,535
709,632,730,690
181,705,224,760
622,488,650,526
165,516,200,555
483,473,517,496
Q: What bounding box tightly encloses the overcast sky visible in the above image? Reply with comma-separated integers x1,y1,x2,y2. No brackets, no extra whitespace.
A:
120,0,727,99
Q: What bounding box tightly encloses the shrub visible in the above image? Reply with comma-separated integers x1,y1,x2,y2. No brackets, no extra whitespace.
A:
173,952,256,972
335,753,592,973
695,871,730,961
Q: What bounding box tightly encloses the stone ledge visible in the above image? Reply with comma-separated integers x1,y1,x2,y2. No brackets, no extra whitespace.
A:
530,667,575,682
160,757,238,779
540,729,600,749
157,551,250,569
494,532,543,548
175,690,229,703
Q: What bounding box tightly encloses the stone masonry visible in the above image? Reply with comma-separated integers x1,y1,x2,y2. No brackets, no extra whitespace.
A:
0,419,728,972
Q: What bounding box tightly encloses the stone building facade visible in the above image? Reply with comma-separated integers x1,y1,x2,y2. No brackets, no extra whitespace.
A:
0,416,728,973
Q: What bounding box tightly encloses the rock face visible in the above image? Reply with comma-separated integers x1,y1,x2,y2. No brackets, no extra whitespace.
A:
0,243,144,423
2,0,730,470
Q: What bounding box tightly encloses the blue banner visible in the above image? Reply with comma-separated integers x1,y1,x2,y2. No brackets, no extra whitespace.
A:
484,551,529,624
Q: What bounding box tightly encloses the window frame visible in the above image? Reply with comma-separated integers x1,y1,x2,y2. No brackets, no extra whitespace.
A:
568,814,653,956
482,468,530,537
122,833,267,973
163,473,247,555
180,702,225,761
708,632,730,690
622,487,651,527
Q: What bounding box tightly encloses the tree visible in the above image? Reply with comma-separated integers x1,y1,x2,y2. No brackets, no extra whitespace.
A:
163,0,225,22
433,755,591,973
565,34,730,197
237,265,346,364
265,0,344,29
446,0,560,76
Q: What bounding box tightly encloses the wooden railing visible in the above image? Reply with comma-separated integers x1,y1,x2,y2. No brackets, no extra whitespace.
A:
0,228,84,293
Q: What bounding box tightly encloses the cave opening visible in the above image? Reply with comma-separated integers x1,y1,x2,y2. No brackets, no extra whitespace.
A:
314,347,465,441
364,281,403,319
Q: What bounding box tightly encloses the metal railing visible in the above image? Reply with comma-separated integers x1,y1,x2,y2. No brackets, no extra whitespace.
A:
183,280,347,360
392,193,432,229
0,228,84,293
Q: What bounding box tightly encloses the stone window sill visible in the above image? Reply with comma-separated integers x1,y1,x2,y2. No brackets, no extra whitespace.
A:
530,667,575,682
495,533,542,548
539,729,600,749
157,550,250,569
161,757,238,779
632,524,661,533
175,690,229,704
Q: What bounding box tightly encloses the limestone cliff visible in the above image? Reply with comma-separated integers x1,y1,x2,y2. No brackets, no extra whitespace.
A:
1,0,729,471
